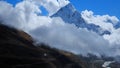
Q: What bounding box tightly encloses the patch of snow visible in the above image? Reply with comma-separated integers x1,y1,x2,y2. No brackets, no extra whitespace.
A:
102,61,114,68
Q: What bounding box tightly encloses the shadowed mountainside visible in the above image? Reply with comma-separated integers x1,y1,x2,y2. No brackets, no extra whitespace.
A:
0,24,84,68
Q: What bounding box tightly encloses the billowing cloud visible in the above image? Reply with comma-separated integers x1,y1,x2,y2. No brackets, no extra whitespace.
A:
0,0,120,57
30,17,111,56
81,10,120,45
81,10,120,56
26,0,70,15
0,1,52,31
104,28,120,45
0,1,16,26
81,10,119,33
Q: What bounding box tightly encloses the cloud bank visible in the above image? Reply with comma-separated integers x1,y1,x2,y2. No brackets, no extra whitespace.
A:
81,10,120,48
30,17,111,56
81,10,119,33
0,0,120,57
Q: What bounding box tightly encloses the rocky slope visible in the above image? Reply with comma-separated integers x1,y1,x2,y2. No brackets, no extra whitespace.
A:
0,24,84,68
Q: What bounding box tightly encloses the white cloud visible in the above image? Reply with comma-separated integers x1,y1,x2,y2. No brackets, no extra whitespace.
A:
26,0,70,15
0,1,52,31
81,10,120,46
81,10,119,33
0,0,120,57
81,10,120,56
29,17,111,56
104,28,120,45
15,1,55,31
0,1,15,25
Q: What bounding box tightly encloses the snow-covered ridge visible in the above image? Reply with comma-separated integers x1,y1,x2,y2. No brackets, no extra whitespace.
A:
51,3,111,35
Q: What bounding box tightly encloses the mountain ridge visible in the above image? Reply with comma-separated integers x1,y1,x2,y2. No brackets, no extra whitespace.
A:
51,3,111,35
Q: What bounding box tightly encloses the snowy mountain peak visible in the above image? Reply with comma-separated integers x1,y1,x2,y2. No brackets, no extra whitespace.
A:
58,3,76,13
51,3,86,26
51,3,111,35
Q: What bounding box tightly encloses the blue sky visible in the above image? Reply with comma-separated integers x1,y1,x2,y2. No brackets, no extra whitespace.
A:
4,0,120,19
70,0,120,19
5,0,22,6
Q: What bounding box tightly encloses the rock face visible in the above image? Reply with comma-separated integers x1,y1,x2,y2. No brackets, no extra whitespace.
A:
0,24,84,68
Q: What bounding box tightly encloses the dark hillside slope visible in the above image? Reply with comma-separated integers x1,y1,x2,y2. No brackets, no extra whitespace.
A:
0,24,84,68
